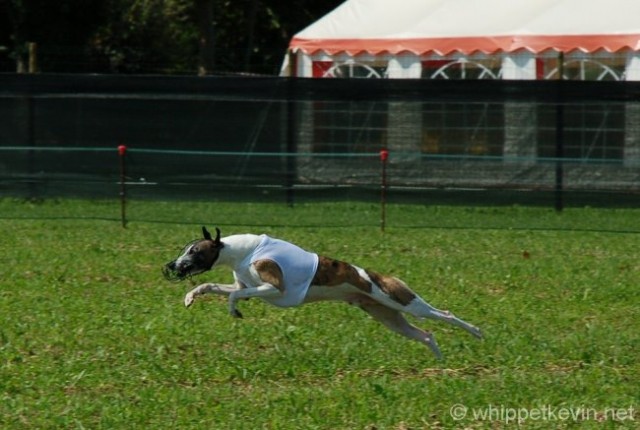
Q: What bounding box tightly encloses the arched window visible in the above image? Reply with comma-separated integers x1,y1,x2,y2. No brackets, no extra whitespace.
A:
321,60,386,78
544,59,623,81
422,58,501,80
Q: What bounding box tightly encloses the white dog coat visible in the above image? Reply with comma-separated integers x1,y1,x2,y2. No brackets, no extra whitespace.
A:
233,235,319,308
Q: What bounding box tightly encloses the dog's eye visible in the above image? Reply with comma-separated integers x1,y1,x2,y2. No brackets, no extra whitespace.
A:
189,247,197,254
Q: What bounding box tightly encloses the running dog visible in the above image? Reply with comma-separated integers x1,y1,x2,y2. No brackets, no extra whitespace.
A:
163,227,482,358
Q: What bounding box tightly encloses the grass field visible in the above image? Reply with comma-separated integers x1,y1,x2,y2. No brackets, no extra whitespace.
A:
1,199,638,429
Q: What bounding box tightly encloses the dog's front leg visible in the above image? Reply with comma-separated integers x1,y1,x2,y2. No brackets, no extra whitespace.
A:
228,284,281,318
184,282,241,308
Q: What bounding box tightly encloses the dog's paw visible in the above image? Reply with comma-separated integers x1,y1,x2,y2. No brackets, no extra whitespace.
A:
472,327,483,339
184,293,195,308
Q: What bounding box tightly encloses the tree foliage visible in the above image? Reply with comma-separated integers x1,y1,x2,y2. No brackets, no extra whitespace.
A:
90,0,197,73
0,0,342,74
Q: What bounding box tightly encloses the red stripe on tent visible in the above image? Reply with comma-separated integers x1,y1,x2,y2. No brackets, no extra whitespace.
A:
290,34,640,56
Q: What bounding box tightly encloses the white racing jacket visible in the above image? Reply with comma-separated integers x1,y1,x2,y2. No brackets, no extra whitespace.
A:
233,235,319,307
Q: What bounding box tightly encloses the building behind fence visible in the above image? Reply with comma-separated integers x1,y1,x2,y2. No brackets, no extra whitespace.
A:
0,74,639,207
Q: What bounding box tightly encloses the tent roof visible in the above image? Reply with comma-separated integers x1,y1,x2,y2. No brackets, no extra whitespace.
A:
289,0,640,56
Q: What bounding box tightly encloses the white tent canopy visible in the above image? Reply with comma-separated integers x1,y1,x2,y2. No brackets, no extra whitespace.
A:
282,0,640,79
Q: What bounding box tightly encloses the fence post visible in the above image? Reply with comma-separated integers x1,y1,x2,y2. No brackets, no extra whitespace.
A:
118,144,128,227
380,148,389,232
26,95,36,199
285,78,297,207
555,52,565,212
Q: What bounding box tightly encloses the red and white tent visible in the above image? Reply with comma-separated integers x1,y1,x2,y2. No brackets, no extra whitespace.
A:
281,0,640,80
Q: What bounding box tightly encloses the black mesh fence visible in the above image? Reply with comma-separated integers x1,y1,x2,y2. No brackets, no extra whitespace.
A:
1,73,639,207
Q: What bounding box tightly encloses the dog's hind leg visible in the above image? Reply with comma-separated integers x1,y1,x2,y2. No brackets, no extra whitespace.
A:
364,270,482,340
406,298,482,339
356,298,443,359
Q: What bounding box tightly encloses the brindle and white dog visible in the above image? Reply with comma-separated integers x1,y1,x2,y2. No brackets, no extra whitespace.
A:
163,227,482,359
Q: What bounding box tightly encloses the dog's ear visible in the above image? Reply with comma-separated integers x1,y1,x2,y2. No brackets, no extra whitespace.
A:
214,227,222,246
202,226,212,241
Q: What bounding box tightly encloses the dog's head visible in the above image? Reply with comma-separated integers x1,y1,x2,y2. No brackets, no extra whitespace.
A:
163,226,223,281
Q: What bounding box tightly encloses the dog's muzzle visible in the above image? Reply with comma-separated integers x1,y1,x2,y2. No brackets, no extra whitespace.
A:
163,259,209,282
162,260,187,282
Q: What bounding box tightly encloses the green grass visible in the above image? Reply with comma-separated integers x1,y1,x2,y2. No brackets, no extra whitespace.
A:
1,199,638,429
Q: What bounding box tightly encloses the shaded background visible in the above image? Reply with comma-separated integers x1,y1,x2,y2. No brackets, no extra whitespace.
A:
0,0,342,75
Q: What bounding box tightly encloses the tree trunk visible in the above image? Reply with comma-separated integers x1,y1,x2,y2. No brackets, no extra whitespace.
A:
243,0,259,72
6,0,26,72
196,0,215,75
